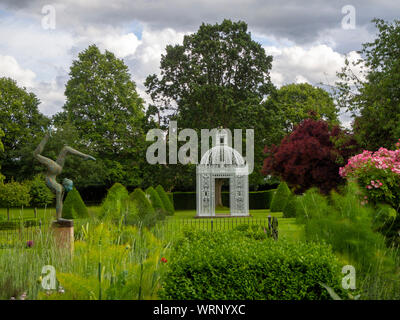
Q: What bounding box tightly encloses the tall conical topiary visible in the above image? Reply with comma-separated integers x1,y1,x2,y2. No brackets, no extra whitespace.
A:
155,185,174,215
146,186,167,219
270,181,291,213
101,182,129,221
129,188,157,227
63,187,88,219
282,195,298,218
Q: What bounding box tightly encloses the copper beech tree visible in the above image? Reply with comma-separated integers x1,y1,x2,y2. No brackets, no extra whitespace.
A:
262,119,359,194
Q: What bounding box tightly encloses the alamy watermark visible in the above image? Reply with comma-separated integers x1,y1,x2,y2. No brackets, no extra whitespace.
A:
41,4,56,30
341,5,356,30
145,121,254,174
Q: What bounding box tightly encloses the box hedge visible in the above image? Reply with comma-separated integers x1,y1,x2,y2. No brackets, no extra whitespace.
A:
283,195,299,218
172,190,277,211
129,188,158,227
270,182,291,212
155,185,174,215
100,183,130,222
146,186,167,219
160,230,343,300
63,188,88,219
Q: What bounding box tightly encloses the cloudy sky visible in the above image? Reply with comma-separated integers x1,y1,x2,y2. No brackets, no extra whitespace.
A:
0,0,399,126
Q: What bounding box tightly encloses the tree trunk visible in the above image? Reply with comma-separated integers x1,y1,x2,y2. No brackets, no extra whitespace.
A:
215,179,224,208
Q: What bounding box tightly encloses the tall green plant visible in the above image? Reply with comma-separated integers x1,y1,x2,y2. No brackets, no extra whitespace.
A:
295,182,400,299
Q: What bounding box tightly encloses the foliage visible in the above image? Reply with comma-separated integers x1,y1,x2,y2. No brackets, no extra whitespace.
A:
270,182,291,212
339,146,400,245
0,77,49,180
283,195,298,218
160,229,343,300
263,119,359,194
295,182,399,299
100,183,131,223
268,83,339,134
25,174,54,208
335,18,400,150
339,146,400,209
0,180,31,209
155,185,174,215
129,188,157,227
56,45,145,187
62,188,88,219
0,222,167,300
265,189,276,209
146,186,167,219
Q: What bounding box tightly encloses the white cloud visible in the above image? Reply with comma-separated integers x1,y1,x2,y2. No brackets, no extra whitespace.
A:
264,44,364,88
0,55,36,87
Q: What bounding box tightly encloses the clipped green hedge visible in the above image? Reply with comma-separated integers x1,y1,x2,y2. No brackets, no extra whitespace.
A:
129,188,157,227
0,219,40,230
63,188,88,219
283,195,299,218
146,186,166,219
100,183,130,222
172,190,277,211
156,185,174,215
270,182,291,212
161,230,343,300
166,192,174,209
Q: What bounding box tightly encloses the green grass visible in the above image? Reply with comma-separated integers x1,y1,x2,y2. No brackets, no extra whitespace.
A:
162,209,303,241
0,206,303,243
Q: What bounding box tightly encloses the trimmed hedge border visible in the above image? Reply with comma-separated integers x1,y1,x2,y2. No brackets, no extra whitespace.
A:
172,190,276,211
0,219,41,230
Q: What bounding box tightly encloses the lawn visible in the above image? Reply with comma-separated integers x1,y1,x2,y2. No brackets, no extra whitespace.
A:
164,209,303,241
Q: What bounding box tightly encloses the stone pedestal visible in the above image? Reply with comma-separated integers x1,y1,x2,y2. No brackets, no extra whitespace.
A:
51,219,74,253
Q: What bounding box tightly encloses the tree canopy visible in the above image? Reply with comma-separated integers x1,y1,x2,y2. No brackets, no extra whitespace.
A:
0,77,49,180
55,45,146,188
145,19,280,192
268,83,339,134
336,18,400,150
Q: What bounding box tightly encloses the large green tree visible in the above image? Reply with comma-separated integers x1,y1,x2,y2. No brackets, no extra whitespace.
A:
268,83,339,134
0,78,49,180
145,19,279,202
336,18,400,150
55,45,146,187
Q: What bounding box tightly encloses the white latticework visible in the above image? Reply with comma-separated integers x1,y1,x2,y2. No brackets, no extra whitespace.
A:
196,128,249,217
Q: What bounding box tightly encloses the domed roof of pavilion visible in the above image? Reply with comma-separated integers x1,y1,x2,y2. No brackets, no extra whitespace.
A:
199,129,245,167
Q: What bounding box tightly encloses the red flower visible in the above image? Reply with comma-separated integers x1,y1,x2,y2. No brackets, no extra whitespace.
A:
161,257,167,263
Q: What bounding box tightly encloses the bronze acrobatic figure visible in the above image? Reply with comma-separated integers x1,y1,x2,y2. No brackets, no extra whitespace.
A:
33,130,96,221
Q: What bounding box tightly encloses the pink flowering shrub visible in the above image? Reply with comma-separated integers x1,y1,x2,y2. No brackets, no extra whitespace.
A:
339,141,400,209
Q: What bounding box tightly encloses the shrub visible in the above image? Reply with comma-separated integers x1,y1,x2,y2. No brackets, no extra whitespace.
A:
265,189,276,209
63,188,88,219
155,185,174,215
160,230,343,300
283,195,298,218
270,182,291,212
295,183,396,274
146,186,167,219
26,174,54,208
263,119,359,194
0,180,31,210
101,183,130,222
129,188,157,227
